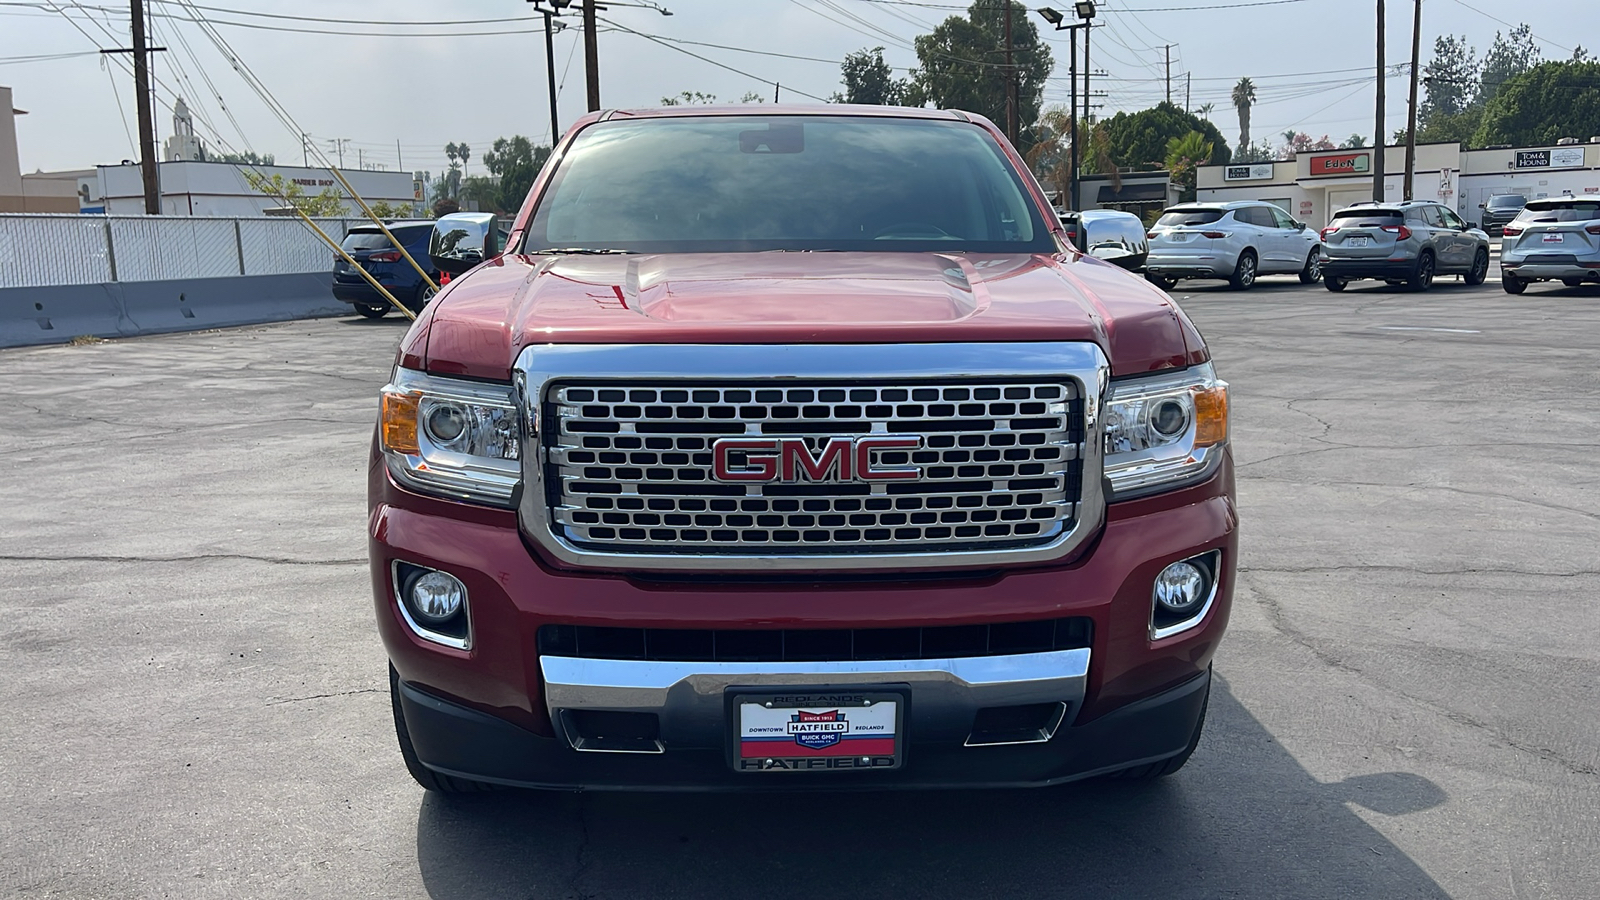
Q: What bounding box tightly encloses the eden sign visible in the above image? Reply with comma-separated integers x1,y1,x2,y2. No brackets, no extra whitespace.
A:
1308,152,1371,176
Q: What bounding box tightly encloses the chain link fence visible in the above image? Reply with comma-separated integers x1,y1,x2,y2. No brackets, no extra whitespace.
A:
0,214,377,290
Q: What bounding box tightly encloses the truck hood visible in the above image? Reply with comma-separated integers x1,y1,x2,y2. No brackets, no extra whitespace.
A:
411,251,1205,381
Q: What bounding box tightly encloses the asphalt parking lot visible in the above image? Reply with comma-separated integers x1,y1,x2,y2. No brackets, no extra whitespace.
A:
3,270,1598,899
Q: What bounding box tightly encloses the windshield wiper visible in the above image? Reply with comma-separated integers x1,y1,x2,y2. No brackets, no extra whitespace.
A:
531,247,633,255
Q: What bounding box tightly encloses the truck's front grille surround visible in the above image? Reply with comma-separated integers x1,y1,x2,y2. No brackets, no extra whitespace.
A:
544,380,1083,555
513,342,1109,571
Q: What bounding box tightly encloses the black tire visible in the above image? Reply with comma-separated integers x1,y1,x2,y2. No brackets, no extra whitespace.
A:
1323,274,1348,292
408,282,438,312
1561,277,1587,287
1407,252,1435,292
1145,272,1177,290
1465,249,1490,286
1502,273,1528,295
1108,672,1210,781
1228,250,1258,290
1298,247,1323,284
391,665,499,794
353,302,389,319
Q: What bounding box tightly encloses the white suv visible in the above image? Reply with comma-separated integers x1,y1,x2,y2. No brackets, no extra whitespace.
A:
1145,201,1322,291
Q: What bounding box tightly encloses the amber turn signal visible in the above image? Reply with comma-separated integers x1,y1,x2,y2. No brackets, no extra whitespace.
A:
381,391,421,455
1192,384,1228,447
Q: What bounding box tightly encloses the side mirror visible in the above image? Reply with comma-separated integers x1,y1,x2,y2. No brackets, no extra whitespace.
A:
1089,245,1140,270
1295,221,1307,231
1478,203,1486,209
429,212,500,275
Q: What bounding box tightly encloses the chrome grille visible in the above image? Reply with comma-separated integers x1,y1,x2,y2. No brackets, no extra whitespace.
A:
544,380,1083,555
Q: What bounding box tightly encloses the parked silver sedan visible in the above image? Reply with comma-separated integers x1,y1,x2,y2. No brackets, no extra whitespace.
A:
1499,197,1600,294
1145,201,1322,291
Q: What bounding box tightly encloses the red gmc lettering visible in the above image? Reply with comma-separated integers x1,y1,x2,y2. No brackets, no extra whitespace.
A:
781,438,852,481
855,437,921,480
712,436,922,483
712,439,779,481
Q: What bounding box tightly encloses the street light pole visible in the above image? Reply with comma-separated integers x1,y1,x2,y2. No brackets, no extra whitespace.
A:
544,8,560,141
1069,27,1079,211
1039,4,1097,212
1374,0,1386,201
1004,0,1017,144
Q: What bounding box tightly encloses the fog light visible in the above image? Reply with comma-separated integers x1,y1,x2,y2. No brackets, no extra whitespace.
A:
1154,561,1207,613
408,570,465,623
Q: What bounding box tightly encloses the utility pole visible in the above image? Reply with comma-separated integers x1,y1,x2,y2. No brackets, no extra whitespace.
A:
529,2,560,144
358,148,365,170
583,0,600,111
1069,28,1079,210
1165,45,1173,105
1374,0,1386,201
1402,0,1422,200
397,139,404,171
1084,23,1092,128
100,0,165,213
1186,72,1191,113
775,83,781,103
1004,0,1017,144
330,138,348,169
302,133,309,167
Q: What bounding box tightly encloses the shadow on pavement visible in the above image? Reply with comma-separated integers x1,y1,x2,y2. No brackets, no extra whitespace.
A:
412,676,1449,899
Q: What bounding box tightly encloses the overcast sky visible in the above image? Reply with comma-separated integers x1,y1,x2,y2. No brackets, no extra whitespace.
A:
1,0,1589,176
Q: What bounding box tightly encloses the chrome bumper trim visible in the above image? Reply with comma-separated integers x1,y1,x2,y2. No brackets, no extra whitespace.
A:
540,648,1092,747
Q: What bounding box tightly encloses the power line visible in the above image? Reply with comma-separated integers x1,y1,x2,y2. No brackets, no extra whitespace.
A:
599,14,833,101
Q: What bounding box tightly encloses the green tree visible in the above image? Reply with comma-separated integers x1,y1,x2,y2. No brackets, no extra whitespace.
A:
739,91,767,103
217,150,275,166
1480,24,1541,105
482,135,551,212
1230,77,1256,153
1340,134,1367,149
910,1,1052,148
1164,131,1213,202
1421,34,1479,121
1473,59,1600,146
1193,102,1215,120
243,172,347,217
1095,102,1230,171
367,200,414,219
1232,138,1276,164
660,91,717,105
1024,104,1078,205
831,46,912,105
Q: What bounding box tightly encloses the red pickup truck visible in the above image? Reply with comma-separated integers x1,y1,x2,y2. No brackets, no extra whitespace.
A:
370,106,1236,791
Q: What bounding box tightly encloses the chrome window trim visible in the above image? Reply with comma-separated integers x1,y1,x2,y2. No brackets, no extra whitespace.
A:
391,560,472,651
512,342,1110,571
1148,550,1221,642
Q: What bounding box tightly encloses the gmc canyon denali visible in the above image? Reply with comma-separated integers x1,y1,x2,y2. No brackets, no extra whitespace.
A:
370,106,1237,791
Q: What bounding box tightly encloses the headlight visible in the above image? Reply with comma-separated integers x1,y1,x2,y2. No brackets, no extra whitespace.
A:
1103,362,1228,498
379,367,520,506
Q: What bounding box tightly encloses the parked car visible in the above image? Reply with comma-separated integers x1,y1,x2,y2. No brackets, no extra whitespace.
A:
1479,193,1527,235
1499,196,1600,294
1320,201,1490,292
1145,201,1322,290
374,107,1235,793
332,221,440,318
1077,209,1149,271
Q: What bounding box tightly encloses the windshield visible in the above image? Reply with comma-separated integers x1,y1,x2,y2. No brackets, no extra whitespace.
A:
1486,195,1527,209
341,226,428,251
1155,209,1224,227
523,115,1054,254
1513,200,1600,223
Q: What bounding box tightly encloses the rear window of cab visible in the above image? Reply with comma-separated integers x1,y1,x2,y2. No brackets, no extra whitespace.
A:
1330,208,1403,223
1512,200,1600,224
1155,209,1225,227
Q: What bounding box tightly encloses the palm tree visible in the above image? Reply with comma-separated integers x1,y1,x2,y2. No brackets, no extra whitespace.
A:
1231,77,1256,154
1164,131,1214,202
1024,105,1076,207
1194,101,1215,120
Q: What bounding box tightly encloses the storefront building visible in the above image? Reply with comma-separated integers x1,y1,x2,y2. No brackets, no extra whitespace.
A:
1197,140,1600,229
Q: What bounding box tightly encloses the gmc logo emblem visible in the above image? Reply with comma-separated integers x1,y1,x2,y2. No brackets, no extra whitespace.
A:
712,436,923,483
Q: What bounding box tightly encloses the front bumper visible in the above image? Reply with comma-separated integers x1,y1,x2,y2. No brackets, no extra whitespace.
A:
396,664,1210,790
1321,258,1416,279
371,446,1237,790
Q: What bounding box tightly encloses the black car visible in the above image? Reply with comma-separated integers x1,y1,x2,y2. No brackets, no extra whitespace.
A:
332,221,439,318
1479,194,1527,236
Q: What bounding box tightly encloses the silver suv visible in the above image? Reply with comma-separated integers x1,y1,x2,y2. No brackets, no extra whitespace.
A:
1145,201,1322,291
1499,196,1600,294
1320,201,1491,292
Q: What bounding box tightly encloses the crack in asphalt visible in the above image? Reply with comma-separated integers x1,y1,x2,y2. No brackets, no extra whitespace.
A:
0,553,363,567
1242,570,1600,779
567,791,595,900
1241,475,1600,523
1240,563,1600,579
266,689,384,706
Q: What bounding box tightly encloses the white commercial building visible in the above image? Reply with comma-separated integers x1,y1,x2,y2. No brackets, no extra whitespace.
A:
96,160,418,217
1198,140,1600,228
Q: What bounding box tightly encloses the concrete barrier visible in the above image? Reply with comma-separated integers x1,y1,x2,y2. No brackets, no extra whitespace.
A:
1,272,346,349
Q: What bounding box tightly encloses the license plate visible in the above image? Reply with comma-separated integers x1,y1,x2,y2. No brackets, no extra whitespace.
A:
1542,233,1565,243
731,689,903,773
1348,236,1370,248
1170,233,1189,243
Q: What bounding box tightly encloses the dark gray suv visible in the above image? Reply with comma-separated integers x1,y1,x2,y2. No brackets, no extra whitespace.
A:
1320,201,1491,292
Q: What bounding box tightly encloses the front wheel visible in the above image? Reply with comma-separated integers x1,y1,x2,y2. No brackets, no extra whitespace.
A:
1145,272,1177,290
1323,274,1348,292
1407,252,1435,292
353,302,389,319
1465,249,1490,286
1502,273,1528,295
1228,251,1257,290
1298,248,1323,284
